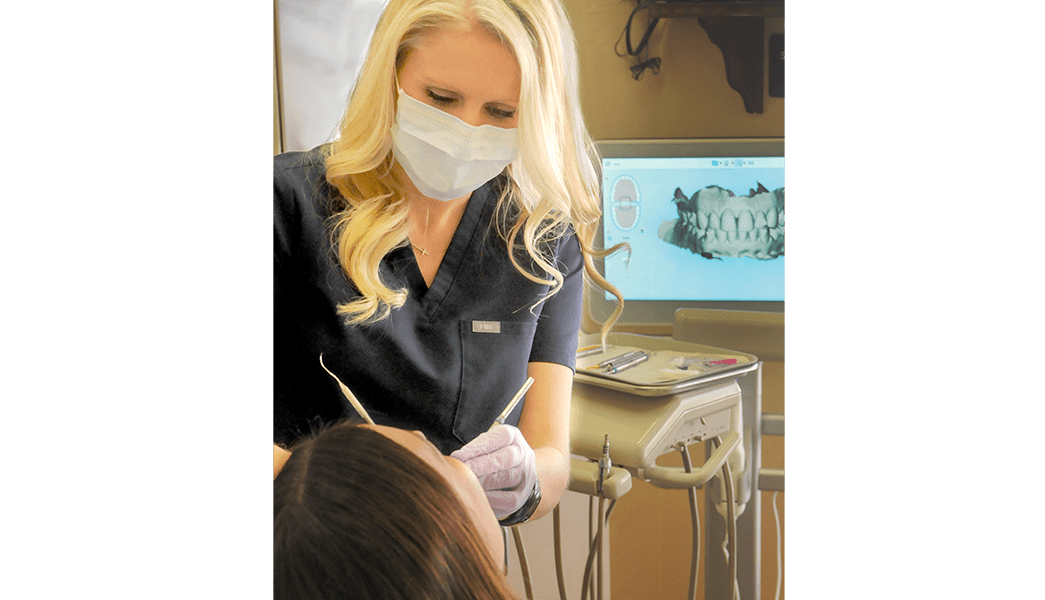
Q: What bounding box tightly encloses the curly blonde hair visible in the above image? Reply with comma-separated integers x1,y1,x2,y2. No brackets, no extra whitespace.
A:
323,0,623,338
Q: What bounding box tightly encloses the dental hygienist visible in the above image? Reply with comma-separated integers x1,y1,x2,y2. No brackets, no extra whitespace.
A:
273,0,622,526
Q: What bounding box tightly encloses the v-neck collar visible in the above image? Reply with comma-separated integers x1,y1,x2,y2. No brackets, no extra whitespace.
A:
401,183,493,319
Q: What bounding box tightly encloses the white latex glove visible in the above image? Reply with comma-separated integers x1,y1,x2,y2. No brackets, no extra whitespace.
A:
450,424,537,520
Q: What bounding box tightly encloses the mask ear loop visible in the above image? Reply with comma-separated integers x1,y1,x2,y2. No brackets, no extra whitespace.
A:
391,72,403,124
394,72,406,104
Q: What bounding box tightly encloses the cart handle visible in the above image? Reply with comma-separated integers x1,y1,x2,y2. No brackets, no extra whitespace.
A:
640,431,740,490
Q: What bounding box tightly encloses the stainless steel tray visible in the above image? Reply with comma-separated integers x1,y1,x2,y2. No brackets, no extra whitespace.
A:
573,332,759,397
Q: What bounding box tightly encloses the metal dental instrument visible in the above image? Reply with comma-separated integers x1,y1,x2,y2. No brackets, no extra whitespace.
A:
576,344,605,359
592,350,642,369
489,377,535,431
605,351,649,374
318,353,376,425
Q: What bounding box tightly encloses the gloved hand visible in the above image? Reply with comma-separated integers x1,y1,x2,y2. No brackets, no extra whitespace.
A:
450,424,537,520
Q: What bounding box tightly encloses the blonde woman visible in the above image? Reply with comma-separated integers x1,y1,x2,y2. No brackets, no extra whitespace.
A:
274,0,622,527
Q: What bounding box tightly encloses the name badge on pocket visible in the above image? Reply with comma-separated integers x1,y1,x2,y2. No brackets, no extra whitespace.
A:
472,320,501,334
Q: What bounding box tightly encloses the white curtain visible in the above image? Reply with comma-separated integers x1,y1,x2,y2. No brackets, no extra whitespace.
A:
277,0,388,152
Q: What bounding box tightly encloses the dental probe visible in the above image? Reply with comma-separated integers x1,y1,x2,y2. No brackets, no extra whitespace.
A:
318,353,376,425
489,377,535,431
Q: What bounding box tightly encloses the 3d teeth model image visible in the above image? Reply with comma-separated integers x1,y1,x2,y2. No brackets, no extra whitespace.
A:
657,184,785,260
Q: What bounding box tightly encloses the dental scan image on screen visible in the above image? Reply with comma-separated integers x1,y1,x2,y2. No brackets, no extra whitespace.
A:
601,156,784,302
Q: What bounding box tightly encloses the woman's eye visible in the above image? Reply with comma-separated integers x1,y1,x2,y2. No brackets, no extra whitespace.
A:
487,106,516,120
426,90,455,105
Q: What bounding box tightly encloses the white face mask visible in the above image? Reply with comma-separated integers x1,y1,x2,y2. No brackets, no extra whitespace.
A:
391,87,520,201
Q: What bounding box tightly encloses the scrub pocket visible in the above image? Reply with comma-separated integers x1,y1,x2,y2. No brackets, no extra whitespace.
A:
453,319,537,446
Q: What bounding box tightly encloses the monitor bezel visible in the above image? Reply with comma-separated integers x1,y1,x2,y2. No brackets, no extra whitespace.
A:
583,137,785,335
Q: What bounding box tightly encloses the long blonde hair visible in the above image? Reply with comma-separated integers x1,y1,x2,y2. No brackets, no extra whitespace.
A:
324,0,624,338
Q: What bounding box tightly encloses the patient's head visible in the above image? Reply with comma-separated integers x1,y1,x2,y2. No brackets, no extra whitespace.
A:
274,421,511,600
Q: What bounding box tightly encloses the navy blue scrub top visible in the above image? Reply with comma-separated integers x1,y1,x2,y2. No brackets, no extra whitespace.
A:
274,147,584,454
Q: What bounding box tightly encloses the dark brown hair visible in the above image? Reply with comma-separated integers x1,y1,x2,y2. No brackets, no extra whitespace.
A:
274,421,516,600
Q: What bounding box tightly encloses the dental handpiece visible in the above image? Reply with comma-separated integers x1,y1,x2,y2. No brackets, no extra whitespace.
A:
576,345,604,359
593,350,642,369
489,377,535,431
605,352,649,374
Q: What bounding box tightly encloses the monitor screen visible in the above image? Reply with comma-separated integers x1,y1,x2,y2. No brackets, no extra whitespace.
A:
584,138,785,333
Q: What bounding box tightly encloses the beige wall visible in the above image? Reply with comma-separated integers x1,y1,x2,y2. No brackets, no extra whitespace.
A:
561,2,785,599
565,1,783,140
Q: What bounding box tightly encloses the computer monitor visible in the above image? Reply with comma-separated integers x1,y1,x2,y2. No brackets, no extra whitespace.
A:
583,138,785,335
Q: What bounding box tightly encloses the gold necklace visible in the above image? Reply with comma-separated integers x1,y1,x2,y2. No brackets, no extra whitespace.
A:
411,204,430,256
